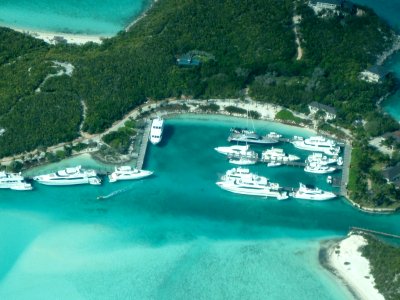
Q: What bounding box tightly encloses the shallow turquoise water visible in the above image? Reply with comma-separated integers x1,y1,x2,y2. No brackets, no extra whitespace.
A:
1,115,400,299
0,0,149,35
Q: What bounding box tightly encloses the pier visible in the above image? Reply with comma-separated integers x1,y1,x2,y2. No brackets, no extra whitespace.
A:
136,120,151,170
350,226,400,239
339,143,351,196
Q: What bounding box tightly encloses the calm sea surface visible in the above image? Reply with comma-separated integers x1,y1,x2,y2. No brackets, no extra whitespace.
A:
0,0,149,35
1,115,400,299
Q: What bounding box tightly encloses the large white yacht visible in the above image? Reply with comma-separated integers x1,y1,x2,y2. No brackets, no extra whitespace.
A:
292,136,340,155
109,166,153,182
149,117,164,145
33,166,101,186
306,152,338,166
261,148,300,162
215,145,258,160
304,162,336,174
290,183,336,200
227,128,281,145
217,168,288,200
0,172,33,191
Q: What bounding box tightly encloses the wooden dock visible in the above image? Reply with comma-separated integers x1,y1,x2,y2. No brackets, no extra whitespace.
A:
350,226,400,239
136,120,151,170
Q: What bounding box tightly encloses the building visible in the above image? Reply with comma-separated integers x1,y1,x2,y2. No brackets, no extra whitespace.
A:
309,0,344,13
360,65,389,83
308,101,337,120
383,130,400,144
177,54,201,67
382,164,400,188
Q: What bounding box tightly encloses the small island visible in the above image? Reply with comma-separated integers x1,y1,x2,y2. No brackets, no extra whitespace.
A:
0,0,400,211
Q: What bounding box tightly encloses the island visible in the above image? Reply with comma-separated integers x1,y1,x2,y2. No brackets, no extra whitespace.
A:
0,0,399,211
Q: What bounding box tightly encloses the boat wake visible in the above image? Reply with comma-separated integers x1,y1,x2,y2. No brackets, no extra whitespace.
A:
97,185,134,200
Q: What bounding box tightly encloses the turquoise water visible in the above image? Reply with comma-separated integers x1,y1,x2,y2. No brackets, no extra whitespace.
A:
0,0,149,35
1,115,400,299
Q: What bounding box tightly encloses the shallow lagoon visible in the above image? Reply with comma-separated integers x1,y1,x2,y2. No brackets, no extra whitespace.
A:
1,115,400,299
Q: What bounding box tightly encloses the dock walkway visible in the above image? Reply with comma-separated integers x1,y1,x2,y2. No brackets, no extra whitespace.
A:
339,143,352,196
136,120,151,170
351,226,400,239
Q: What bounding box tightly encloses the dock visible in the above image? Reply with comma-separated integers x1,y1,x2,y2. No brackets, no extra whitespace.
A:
339,143,352,196
350,226,400,239
136,120,151,170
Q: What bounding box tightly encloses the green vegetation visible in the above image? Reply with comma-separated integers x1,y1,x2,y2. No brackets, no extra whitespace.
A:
275,109,308,125
0,0,398,160
199,103,220,112
102,123,136,154
250,4,397,128
361,235,400,300
347,139,400,209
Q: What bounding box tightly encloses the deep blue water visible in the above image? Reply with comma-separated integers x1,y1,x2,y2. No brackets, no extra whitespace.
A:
1,115,399,299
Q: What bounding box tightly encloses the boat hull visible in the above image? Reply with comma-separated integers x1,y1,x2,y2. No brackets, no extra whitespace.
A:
291,193,336,200
216,182,288,199
109,171,153,182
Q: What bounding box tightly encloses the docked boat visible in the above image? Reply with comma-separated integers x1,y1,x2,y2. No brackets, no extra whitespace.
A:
214,145,258,161
0,172,33,191
108,166,153,183
149,117,164,145
228,156,257,165
227,128,280,145
267,161,282,167
304,162,336,174
327,176,333,184
217,168,288,200
306,153,339,166
261,147,300,162
292,136,340,155
290,183,336,200
33,166,101,186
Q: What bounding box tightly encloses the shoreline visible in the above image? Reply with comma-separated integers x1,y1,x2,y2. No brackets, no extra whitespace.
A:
0,0,157,45
320,234,384,300
9,26,108,45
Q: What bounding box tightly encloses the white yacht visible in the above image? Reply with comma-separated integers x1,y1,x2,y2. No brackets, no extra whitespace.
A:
109,166,153,182
292,136,340,155
304,162,336,174
306,153,339,166
33,166,101,186
0,172,33,191
217,168,288,200
215,145,251,156
290,183,336,200
228,128,280,145
267,161,282,167
228,156,257,166
149,117,164,145
215,145,258,160
261,148,300,162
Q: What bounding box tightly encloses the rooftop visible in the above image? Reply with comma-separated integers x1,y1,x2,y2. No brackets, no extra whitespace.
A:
310,0,343,5
382,164,400,182
309,101,337,115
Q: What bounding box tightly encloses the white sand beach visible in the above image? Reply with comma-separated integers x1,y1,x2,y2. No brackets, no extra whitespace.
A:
10,26,106,45
327,234,384,300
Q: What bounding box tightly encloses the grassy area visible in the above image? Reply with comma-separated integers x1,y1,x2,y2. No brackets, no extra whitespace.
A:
274,109,308,125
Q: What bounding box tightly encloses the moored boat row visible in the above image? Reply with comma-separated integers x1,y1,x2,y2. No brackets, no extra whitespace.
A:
0,165,153,191
216,167,337,201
